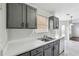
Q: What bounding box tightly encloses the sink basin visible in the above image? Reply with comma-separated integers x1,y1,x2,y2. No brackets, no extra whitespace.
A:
37,36,55,42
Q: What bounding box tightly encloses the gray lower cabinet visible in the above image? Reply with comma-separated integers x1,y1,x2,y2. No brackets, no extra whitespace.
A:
53,40,60,56
59,37,64,54
43,43,53,56
51,43,54,56
44,48,52,56
31,47,43,56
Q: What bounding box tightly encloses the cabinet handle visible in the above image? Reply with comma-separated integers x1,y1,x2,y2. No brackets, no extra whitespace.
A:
21,22,24,27
36,50,39,53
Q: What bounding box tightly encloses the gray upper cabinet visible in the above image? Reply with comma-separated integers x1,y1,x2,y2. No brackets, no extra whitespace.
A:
7,3,23,28
49,16,59,29
55,17,59,29
26,5,37,29
7,3,37,29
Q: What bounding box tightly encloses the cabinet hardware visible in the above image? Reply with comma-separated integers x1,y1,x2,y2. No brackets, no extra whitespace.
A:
21,22,24,27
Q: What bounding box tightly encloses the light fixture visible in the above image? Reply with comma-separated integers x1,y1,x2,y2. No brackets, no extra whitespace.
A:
66,14,70,16
70,16,74,26
66,14,70,21
70,16,73,23
66,14,73,25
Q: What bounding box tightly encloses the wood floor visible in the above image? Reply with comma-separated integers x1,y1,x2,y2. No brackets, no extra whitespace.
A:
70,37,79,42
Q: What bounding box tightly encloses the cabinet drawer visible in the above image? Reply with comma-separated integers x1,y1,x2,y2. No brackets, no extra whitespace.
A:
31,47,43,56
17,52,30,56
34,52,43,56
54,40,60,45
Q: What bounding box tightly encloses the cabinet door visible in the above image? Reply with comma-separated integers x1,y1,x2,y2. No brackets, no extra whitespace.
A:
50,43,54,56
49,16,59,29
22,4,27,28
53,43,59,56
53,17,56,29
49,19,53,30
44,48,52,56
7,3,23,28
27,5,37,29
55,17,59,29
59,37,64,54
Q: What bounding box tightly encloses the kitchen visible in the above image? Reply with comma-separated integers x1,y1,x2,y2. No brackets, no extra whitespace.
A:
0,3,79,56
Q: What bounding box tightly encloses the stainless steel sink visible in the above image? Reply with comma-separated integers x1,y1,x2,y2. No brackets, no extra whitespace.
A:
38,35,55,42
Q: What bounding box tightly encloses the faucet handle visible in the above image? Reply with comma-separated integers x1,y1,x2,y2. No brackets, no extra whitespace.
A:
43,35,47,38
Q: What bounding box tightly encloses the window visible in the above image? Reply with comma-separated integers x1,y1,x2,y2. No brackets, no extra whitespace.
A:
37,15,48,29
36,15,48,32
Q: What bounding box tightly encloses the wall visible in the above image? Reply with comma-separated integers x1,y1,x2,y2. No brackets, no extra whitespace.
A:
72,19,79,23
7,3,54,41
0,4,7,56
8,29,33,41
72,23,79,37
70,19,79,37
59,20,70,40
59,21,65,36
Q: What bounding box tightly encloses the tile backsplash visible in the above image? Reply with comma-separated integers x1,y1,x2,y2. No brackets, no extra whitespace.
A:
7,29,60,41
7,29,33,41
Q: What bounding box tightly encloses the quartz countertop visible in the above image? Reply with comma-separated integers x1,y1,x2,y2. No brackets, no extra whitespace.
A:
3,35,64,56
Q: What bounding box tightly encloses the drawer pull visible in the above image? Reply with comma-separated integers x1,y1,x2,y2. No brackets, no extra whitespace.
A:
36,50,39,53
48,45,50,46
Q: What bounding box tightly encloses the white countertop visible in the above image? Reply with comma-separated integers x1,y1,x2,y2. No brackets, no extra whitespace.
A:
3,36,64,56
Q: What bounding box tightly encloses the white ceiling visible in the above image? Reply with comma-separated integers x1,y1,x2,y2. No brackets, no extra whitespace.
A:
31,3,79,21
